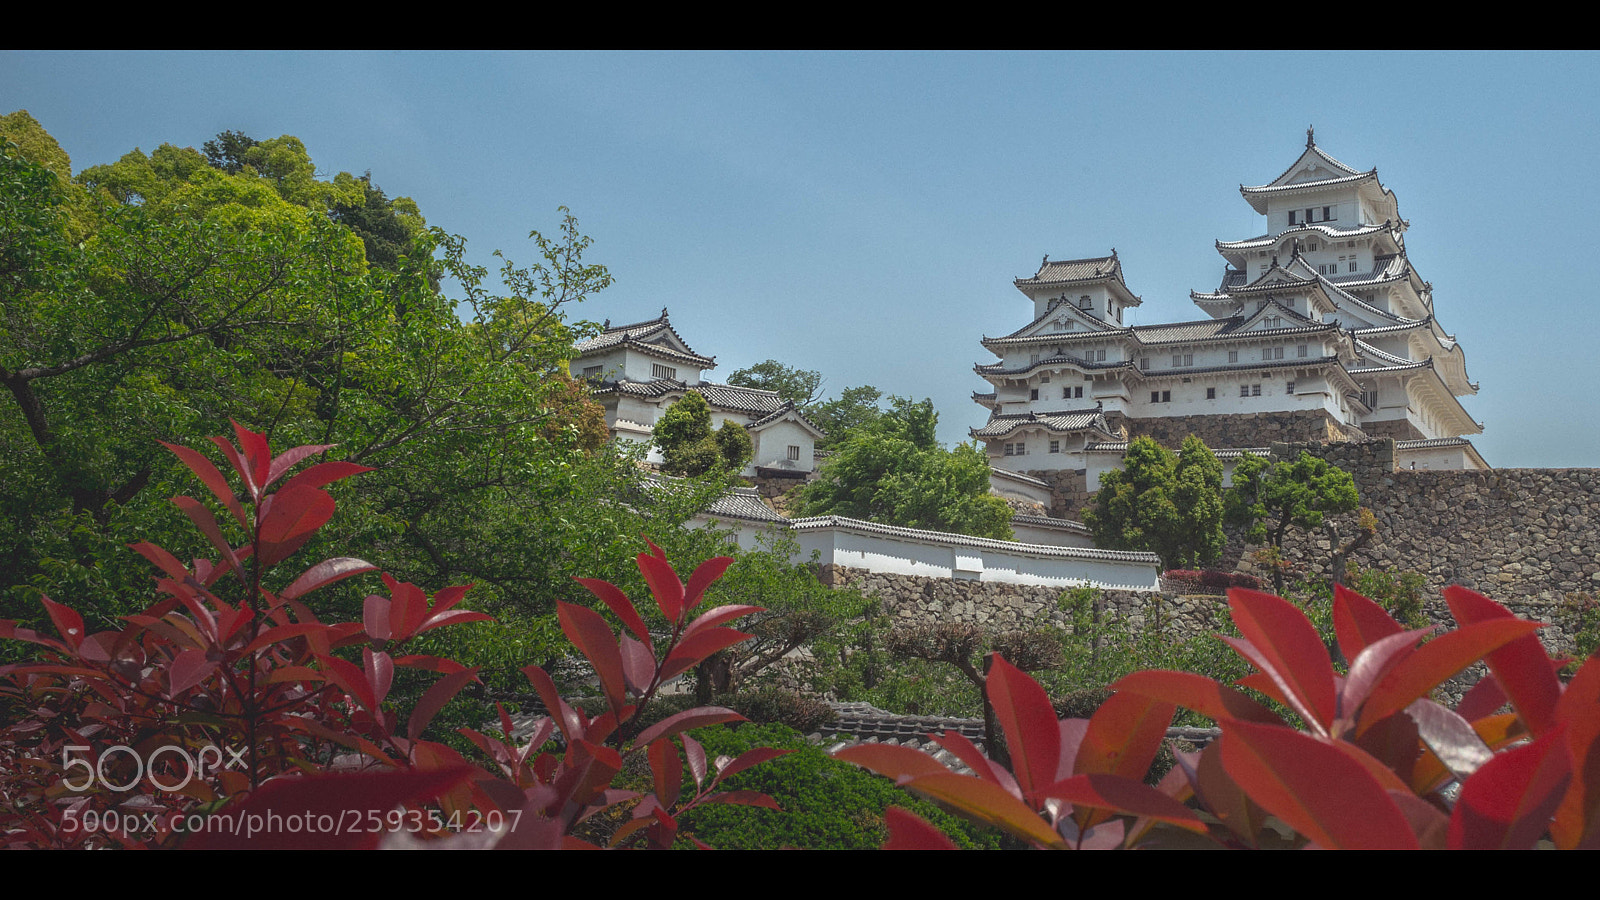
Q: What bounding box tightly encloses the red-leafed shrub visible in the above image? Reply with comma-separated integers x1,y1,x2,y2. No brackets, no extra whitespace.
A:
0,424,784,849
838,584,1600,849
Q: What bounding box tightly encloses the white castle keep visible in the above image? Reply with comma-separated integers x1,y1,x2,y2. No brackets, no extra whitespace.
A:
974,129,1485,478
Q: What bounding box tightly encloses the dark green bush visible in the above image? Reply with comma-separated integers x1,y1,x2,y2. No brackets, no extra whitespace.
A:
679,723,1005,850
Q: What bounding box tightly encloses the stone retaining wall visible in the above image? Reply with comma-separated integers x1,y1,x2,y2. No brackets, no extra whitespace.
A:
1106,409,1365,450
1020,468,1091,517
1235,440,1600,656
818,565,1224,641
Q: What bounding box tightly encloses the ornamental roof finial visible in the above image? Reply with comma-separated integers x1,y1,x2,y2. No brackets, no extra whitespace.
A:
1042,253,1049,269
1307,125,1315,149
660,306,669,319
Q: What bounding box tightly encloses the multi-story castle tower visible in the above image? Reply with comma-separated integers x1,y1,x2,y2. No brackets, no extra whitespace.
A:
974,130,1484,476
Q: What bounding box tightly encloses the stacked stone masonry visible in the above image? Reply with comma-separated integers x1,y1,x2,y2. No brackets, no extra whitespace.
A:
1235,439,1599,658
1019,468,1091,518
818,564,1225,643
1106,410,1366,453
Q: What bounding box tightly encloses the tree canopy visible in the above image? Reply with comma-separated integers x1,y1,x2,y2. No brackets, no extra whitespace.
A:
652,391,752,477
1084,435,1225,569
0,115,672,655
798,397,1012,539
727,359,823,407
1225,449,1361,592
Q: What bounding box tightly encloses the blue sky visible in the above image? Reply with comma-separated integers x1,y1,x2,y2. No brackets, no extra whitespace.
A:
5,50,1596,466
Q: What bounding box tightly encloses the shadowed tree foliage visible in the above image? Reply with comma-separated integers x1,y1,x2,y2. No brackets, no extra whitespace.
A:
798,397,1012,539
653,391,751,477
1225,449,1362,593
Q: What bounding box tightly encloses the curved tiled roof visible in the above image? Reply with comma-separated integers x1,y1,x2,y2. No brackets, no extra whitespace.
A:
692,382,787,416
971,409,1118,440
786,514,1161,563
1216,220,1390,251
702,487,788,524
1009,514,1092,535
975,355,1136,378
989,467,1050,488
1015,253,1127,289
747,400,827,436
573,310,716,368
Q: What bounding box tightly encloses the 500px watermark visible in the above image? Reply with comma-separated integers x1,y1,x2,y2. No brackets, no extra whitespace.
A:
60,744,245,792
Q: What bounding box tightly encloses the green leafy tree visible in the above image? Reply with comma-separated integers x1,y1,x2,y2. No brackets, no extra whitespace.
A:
653,392,750,477
809,384,883,449
727,359,823,406
799,397,1012,539
0,119,632,670
1226,450,1361,593
1084,436,1225,569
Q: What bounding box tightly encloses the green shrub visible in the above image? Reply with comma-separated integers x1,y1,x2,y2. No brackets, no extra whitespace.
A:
679,723,1005,849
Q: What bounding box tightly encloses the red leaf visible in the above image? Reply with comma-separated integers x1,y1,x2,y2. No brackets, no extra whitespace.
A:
899,772,1067,848
1390,790,1451,849
636,550,685,623
575,577,653,651
281,557,376,601
231,421,272,492
320,653,379,715
682,732,707,789
1450,723,1572,849
171,496,244,579
985,653,1060,798
1445,585,1560,737
39,597,85,652
264,442,336,488
882,807,959,849
1219,719,1418,849
1338,626,1431,727
658,627,752,682
183,767,475,850
834,743,954,784
1040,773,1208,835
521,665,584,743
160,441,246,527
407,666,481,743
620,634,654,694
683,555,734,611
1357,618,1542,733
649,739,682,808
931,730,1022,796
167,648,217,697
634,706,745,748
1226,588,1338,736
1076,691,1175,782
1552,653,1600,848
1109,669,1282,726
683,603,763,639
256,485,335,568
1457,672,1510,722
385,578,430,640
240,623,329,656
279,460,375,494
1407,698,1494,782
128,541,191,582
557,601,626,715
364,648,393,707
207,435,255,500
1332,582,1402,661
363,593,392,641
